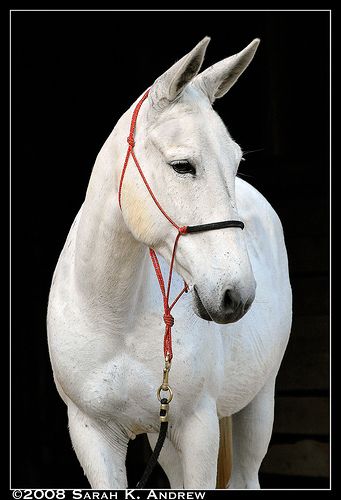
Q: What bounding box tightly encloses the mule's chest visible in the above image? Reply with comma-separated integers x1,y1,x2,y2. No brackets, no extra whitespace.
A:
76,314,225,431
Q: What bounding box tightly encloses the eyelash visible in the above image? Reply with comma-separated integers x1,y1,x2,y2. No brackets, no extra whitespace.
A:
168,160,196,175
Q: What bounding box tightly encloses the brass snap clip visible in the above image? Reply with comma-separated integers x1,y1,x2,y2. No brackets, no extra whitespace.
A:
157,356,173,422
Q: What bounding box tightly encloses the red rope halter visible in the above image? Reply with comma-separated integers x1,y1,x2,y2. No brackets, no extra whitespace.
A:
118,89,188,362
118,89,245,363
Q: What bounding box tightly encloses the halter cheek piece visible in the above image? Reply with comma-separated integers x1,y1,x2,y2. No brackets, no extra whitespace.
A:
118,89,243,402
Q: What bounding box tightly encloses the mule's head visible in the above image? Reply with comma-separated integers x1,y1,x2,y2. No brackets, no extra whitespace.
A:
120,37,259,324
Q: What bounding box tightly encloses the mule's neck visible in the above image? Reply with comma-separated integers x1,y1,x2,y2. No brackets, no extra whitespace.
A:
74,107,149,324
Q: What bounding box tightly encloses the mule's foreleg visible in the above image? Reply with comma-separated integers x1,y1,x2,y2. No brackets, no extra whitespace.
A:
67,403,129,489
228,373,276,489
176,398,220,489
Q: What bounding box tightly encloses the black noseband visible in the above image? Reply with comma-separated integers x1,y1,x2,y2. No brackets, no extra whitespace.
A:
186,220,244,233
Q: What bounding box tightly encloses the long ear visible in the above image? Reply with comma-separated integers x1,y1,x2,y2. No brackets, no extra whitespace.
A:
149,36,210,110
194,38,260,103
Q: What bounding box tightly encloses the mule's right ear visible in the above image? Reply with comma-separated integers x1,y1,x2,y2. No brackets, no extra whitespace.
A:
149,37,210,111
194,39,260,103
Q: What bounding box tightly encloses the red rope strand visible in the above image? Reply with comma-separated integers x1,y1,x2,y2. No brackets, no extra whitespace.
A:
149,235,188,360
118,89,189,362
131,149,180,231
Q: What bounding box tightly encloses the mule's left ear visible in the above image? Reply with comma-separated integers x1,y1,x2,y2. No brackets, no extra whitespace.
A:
194,39,260,102
149,36,210,110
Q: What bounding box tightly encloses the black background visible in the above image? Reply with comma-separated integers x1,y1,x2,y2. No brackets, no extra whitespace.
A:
11,10,330,489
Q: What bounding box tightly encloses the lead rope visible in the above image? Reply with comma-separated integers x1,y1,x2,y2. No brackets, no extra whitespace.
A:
118,89,244,488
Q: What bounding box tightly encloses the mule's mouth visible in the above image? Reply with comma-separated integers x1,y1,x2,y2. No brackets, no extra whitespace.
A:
193,285,213,321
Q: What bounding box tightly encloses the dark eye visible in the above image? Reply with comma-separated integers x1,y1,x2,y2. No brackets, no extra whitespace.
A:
169,160,196,175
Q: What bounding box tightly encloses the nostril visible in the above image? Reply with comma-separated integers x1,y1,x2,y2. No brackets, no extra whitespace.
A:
223,289,237,313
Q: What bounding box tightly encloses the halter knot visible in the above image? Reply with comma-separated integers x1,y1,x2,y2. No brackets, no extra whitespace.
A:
163,313,174,327
127,136,135,148
179,226,188,235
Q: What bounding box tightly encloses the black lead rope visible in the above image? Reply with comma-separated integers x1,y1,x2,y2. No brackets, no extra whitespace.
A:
136,220,244,488
136,399,169,488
